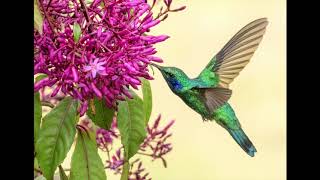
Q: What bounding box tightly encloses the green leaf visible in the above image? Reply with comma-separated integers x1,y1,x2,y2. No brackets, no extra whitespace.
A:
100,1,105,7
130,8,134,16
73,23,81,43
87,97,115,130
117,91,147,159
120,161,129,180
34,0,43,34
141,78,152,124
36,97,79,180
34,92,42,144
35,74,48,82
59,166,69,180
69,128,106,180
86,0,94,4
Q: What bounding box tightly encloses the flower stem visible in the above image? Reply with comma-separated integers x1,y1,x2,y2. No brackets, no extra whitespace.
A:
155,8,169,20
106,147,111,161
137,152,153,157
41,101,55,108
46,0,53,10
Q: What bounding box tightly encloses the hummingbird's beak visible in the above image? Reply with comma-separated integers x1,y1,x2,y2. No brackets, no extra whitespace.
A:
150,63,163,71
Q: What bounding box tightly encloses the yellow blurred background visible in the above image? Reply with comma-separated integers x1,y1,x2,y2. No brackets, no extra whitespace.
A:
62,0,286,179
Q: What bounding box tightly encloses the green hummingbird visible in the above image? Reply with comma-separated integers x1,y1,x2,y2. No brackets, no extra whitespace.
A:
152,18,268,157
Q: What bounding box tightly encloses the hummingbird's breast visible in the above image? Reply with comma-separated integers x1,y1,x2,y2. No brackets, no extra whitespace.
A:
177,89,212,118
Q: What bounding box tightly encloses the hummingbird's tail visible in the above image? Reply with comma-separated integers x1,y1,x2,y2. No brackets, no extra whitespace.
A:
227,128,257,157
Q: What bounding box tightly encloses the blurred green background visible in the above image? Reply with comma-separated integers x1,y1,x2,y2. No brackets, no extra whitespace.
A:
62,0,286,179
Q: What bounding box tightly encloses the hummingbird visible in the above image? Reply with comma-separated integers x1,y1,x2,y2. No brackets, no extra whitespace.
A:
151,18,268,157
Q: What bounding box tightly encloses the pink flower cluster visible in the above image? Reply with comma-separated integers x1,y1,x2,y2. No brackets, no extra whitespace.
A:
95,114,175,179
140,114,174,167
96,127,118,151
34,0,185,115
128,160,151,180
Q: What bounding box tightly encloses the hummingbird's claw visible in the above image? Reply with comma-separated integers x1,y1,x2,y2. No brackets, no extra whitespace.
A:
202,116,208,122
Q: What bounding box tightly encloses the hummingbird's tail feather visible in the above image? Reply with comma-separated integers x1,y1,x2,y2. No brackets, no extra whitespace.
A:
227,128,257,157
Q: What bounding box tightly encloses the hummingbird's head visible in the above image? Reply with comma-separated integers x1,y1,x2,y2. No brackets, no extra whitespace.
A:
151,63,189,93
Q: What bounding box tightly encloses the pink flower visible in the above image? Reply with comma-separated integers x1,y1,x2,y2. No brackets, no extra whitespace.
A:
34,0,186,115
83,58,107,79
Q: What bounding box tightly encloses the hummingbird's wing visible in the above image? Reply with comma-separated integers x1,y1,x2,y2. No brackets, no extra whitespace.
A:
202,18,268,88
197,87,232,113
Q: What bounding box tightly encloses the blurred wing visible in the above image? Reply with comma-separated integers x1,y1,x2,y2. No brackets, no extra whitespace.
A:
205,18,268,88
195,87,232,112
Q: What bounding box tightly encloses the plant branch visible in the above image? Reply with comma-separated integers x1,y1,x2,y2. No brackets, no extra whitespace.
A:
155,8,169,20
38,0,56,35
46,0,53,10
137,152,154,157
79,0,91,24
150,0,157,10
137,151,164,159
